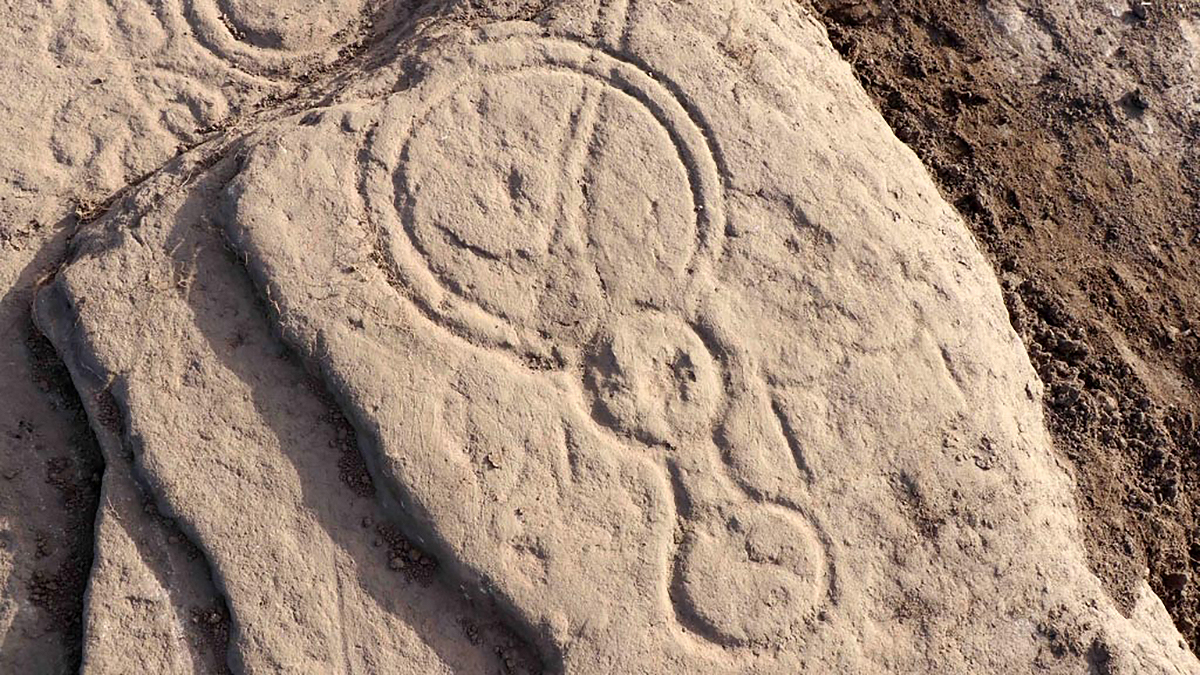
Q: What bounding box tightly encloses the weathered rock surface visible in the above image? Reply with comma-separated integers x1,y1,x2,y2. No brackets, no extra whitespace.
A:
34,154,526,672
0,0,402,666
23,0,1200,673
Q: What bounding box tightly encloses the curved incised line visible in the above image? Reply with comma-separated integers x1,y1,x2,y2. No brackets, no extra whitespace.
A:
179,0,366,79
559,85,608,306
366,38,727,379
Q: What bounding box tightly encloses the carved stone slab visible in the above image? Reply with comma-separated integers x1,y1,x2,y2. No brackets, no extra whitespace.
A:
34,1,1200,673
218,6,1198,671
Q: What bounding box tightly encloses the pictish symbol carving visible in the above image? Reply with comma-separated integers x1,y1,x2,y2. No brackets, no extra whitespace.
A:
361,37,835,648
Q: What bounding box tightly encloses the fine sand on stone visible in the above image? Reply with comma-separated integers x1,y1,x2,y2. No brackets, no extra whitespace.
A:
7,0,1200,673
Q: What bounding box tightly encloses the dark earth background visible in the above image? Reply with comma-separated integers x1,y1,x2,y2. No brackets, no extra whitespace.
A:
812,0,1200,653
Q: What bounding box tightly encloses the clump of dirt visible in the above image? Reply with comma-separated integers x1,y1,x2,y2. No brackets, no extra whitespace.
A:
188,603,234,675
313,383,377,499
370,519,440,584
814,0,1200,648
459,614,546,675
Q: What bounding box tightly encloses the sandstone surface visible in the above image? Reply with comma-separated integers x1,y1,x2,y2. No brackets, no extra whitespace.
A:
8,0,1200,673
